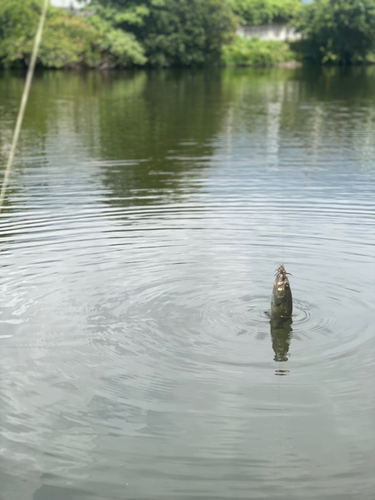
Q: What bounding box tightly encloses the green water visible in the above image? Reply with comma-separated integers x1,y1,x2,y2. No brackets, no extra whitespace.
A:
0,67,375,500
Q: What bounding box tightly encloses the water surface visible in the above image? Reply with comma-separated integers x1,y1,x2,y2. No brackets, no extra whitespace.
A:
0,67,375,500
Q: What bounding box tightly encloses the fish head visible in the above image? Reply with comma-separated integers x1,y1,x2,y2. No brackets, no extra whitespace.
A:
273,273,291,301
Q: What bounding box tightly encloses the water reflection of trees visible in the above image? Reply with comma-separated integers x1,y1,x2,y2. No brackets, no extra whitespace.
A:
2,67,375,213
221,67,375,171
97,70,230,206
0,69,231,208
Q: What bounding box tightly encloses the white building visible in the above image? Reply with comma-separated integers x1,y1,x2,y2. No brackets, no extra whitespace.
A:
50,0,91,8
237,23,302,42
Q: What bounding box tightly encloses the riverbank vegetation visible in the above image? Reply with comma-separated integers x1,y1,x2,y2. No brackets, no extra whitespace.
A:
89,0,237,68
292,0,375,65
223,37,297,67
0,0,147,68
228,0,302,26
0,0,236,69
2,0,375,69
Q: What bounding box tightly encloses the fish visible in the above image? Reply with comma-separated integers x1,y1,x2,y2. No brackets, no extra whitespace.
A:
270,264,293,319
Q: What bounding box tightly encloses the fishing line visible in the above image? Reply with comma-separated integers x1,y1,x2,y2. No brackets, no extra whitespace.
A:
274,127,286,482
0,0,49,213
282,162,285,265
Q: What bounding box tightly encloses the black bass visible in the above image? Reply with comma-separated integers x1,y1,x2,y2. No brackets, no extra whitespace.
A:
271,264,292,319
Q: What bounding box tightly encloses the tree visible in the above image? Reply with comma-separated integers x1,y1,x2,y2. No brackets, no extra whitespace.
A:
0,0,146,69
90,0,237,67
227,0,303,26
292,0,375,64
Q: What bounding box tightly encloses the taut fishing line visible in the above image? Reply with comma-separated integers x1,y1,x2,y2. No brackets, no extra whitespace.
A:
0,0,49,213
275,145,286,482
282,160,285,265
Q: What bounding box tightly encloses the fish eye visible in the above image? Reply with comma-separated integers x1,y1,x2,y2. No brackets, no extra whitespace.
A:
285,284,289,289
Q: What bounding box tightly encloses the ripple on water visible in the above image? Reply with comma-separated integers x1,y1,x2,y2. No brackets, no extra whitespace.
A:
1,69,375,499
0,195,374,372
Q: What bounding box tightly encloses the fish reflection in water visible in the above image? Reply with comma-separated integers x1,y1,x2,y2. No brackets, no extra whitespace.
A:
270,317,293,363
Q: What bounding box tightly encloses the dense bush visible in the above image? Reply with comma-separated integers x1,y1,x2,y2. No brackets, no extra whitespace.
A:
0,0,41,67
90,0,237,67
292,0,375,64
6,0,375,69
223,36,297,66
0,0,146,68
89,15,147,67
228,0,302,26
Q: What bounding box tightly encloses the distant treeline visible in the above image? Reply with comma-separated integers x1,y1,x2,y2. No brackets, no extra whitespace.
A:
1,0,375,69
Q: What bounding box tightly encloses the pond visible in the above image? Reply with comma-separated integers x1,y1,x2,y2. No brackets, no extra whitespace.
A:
0,67,374,500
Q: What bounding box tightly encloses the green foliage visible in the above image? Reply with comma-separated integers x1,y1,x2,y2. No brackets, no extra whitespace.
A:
0,0,146,69
223,36,297,66
0,0,234,69
90,0,237,67
292,0,375,64
89,15,147,66
91,2,151,27
40,10,103,68
0,0,40,67
228,0,303,26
